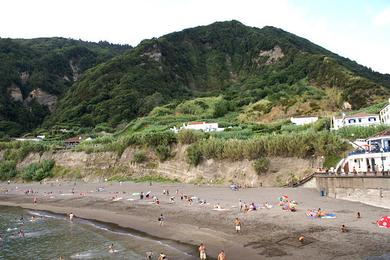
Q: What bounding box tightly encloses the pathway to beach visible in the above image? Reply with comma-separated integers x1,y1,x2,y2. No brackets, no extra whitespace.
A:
1,181,390,259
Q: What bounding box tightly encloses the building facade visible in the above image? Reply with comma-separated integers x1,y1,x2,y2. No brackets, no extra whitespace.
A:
170,122,224,133
380,99,390,125
342,129,390,173
290,116,318,126
332,113,380,130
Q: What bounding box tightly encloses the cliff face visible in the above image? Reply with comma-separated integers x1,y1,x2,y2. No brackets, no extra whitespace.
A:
15,145,314,186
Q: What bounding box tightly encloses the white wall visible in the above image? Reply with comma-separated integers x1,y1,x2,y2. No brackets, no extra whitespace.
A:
290,117,318,125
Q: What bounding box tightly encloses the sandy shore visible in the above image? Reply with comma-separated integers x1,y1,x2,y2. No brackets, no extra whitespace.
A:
1,181,390,259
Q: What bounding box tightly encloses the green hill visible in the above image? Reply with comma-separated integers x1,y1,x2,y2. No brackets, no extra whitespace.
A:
46,21,390,131
0,37,131,137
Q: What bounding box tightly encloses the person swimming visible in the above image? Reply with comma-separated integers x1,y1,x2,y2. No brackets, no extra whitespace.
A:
108,243,115,253
18,229,25,238
158,252,167,260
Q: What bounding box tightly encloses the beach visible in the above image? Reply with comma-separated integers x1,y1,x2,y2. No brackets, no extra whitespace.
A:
1,181,390,259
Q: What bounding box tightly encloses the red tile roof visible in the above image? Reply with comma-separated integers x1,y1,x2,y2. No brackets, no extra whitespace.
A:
345,112,378,118
368,128,390,139
188,122,206,125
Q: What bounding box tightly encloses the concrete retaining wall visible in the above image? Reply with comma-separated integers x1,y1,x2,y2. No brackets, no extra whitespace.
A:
316,175,390,209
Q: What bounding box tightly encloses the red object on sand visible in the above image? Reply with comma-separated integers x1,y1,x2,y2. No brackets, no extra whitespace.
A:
377,216,390,228
282,195,288,200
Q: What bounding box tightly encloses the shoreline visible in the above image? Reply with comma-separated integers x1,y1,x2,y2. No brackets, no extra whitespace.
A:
0,195,256,259
0,202,201,259
2,182,390,259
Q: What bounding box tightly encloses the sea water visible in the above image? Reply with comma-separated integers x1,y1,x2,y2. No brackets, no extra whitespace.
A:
0,206,196,260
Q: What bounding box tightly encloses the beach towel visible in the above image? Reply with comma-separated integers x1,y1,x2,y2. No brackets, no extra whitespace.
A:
112,197,122,202
212,208,229,211
321,213,336,219
132,192,140,196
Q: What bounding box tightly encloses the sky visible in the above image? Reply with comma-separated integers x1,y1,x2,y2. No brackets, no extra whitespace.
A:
1,0,390,74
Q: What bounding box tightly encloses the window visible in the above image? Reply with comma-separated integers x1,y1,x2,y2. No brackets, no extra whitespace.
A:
368,117,377,122
358,118,362,122
348,119,356,124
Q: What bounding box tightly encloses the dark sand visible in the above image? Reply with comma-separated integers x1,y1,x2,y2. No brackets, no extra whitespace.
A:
1,181,390,259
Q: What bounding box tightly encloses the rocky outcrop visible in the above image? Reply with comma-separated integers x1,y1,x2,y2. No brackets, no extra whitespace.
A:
25,88,57,112
141,44,162,62
69,60,80,81
16,144,314,186
256,45,284,65
7,84,23,102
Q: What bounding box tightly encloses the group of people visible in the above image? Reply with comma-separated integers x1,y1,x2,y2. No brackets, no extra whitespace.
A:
198,243,226,260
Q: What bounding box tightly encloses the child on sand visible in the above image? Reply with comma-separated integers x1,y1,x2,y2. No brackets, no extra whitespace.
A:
198,243,207,260
234,218,241,233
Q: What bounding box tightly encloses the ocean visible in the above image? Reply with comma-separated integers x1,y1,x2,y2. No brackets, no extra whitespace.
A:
0,206,196,260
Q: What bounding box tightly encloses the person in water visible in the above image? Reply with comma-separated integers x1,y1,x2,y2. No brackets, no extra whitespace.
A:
217,250,226,260
146,251,153,260
69,212,74,221
158,252,167,260
18,229,25,238
108,243,115,253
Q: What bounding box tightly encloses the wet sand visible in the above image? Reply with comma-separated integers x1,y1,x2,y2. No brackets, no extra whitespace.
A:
1,181,390,259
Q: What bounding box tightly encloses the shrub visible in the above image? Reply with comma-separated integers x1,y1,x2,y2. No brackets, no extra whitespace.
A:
186,131,348,163
21,160,55,181
155,145,170,162
186,144,202,166
132,150,147,163
253,157,270,175
0,160,17,181
142,131,176,147
177,130,204,144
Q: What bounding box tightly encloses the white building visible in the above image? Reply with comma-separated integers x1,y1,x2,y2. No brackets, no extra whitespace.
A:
290,116,318,126
170,122,224,133
342,129,390,173
331,113,380,130
380,98,390,125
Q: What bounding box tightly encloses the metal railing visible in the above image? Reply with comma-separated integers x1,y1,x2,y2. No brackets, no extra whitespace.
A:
348,146,390,156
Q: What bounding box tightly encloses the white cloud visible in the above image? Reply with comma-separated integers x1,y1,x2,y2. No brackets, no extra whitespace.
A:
373,6,390,27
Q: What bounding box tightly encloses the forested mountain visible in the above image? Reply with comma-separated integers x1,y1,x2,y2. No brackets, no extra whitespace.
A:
2,21,390,136
46,21,390,129
0,37,131,136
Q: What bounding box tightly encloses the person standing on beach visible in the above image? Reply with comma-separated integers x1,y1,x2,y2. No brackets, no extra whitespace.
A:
217,250,226,260
234,218,241,233
69,212,74,221
158,214,164,226
239,200,243,212
33,196,37,204
198,243,207,260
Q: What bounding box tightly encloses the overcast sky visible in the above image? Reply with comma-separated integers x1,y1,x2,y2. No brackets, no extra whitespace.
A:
1,0,389,74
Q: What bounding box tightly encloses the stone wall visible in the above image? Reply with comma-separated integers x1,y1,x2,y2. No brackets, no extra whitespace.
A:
316,175,390,209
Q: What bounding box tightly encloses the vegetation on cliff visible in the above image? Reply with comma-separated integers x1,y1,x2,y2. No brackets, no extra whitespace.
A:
47,21,390,130
0,37,131,137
